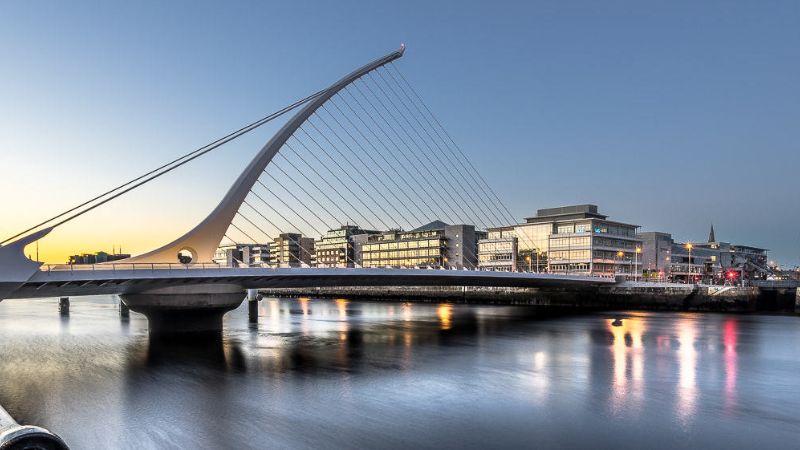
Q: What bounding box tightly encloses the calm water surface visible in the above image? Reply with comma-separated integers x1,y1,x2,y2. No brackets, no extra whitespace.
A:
1,296,799,449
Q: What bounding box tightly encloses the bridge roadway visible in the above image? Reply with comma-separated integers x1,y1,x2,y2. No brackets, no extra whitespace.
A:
6,264,615,299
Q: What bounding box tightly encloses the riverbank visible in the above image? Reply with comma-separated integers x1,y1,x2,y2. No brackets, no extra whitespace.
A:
258,283,799,313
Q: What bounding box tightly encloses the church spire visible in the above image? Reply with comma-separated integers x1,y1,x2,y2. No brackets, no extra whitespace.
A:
708,223,716,243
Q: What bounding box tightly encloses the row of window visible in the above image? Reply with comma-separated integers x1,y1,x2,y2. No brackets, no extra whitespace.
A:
549,236,591,248
363,257,441,267
549,250,591,260
363,239,443,251
478,241,515,252
363,249,443,259
479,253,514,261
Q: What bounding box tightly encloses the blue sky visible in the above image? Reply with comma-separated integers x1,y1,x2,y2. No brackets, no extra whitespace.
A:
1,1,798,264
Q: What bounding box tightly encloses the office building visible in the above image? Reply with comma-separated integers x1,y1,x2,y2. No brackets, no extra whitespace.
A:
313,225,379,267
360,221,481,269
479,204,642,277
213,244,269,267
268,233,315,267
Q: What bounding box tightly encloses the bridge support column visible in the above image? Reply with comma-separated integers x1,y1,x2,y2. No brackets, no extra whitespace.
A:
119,299,130,319
247,289,260,323
58,297,69,316
120,284,245,337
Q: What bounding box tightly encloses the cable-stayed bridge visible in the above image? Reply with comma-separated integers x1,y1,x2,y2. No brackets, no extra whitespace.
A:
0,45,616,335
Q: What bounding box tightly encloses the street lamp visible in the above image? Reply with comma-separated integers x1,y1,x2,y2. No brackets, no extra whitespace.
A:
635,247,641,282
686,242,693,284
526,255,531,272
617,250,624,277
536,250,541,273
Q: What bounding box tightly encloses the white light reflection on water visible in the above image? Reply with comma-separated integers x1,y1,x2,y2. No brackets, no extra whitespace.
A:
676,315,698,427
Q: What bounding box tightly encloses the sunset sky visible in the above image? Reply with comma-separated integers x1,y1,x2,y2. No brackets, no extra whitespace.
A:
1,1,798,265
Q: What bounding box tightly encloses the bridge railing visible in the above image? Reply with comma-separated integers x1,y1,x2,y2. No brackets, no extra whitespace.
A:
41,262,227,272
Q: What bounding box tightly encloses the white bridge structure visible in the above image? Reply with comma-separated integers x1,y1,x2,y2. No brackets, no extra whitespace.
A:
0,46,615,335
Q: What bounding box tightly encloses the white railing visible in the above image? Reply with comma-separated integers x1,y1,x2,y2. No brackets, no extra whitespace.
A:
41,262,227,272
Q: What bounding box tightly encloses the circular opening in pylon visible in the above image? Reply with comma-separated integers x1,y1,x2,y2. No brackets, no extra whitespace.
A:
177,248,194,264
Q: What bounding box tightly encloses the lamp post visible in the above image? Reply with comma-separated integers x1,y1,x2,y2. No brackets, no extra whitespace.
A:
617,250,624,277
526,255,531,272
635,247,641,282
686,242,693,284
536,251,540,273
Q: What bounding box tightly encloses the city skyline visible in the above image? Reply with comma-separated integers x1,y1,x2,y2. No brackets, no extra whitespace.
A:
1,1,798,265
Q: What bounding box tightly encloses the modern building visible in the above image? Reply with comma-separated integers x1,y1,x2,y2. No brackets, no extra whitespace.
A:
267,233,315,267
69,251,131,265
477,226,518,272
313,225,379,267
360,221,482,269
213,244,269,267
478,204,642,277
639,231,675,278
639,225,770,283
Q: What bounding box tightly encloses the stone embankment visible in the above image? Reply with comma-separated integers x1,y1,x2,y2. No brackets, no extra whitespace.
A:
259,282,798,313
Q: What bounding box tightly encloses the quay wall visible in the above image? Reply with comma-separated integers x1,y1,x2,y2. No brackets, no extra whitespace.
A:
258,283,796,313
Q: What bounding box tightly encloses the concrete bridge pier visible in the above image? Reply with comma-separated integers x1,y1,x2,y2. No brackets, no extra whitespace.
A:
120,284,245,337
247,289,260,323
58,297,69,316
118,299,130,319
1,403,68,449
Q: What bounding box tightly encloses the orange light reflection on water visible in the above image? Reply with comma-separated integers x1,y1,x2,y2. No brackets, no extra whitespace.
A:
437,304,452,330
607,316,646,415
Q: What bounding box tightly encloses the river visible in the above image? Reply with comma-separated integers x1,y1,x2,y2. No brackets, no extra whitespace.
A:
1,296,799,449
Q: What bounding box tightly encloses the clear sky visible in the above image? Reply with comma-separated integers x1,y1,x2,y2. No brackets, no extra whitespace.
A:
1,1,798,265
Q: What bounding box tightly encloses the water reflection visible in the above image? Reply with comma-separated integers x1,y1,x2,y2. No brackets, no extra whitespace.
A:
676,316,698,425
0,298,795,449
724,318,738,413
607,316,646,415
437,304,453,330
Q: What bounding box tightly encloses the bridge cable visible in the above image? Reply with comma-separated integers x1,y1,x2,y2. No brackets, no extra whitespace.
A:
376,68,508,229
242,194,320,266
301,121,403,229
309,113,421,229
283,140,379,230
366,72,495,230
344,86,461,226
1,88,328,246
389,63,519,226
295,128,394,231
276,148,364,227
355,79,472,226
330,94,443,224
341,83,481,267
354,79,485,265
324,100,437,224
388,63,542,257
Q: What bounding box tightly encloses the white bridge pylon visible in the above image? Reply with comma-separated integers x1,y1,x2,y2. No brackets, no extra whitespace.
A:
124,46,406,264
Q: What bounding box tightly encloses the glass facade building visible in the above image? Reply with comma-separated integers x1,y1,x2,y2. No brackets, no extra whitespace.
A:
479,204,643,277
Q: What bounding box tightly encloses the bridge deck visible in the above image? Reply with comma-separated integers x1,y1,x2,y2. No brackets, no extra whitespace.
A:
8,266,615,299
